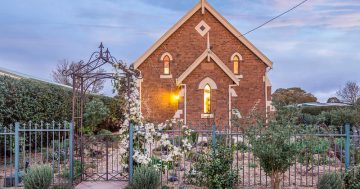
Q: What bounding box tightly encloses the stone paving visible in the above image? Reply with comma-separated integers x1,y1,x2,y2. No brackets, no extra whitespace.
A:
75,181,128,189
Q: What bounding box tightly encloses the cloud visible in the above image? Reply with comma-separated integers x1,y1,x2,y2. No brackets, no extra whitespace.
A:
0,0,359,100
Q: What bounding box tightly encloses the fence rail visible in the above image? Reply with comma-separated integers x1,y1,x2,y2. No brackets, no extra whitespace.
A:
0,121,73,187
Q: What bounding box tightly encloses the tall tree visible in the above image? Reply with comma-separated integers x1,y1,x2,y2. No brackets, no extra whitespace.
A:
52,59,105,93
327,97,341,103
337,81,360,105
272,87,317,106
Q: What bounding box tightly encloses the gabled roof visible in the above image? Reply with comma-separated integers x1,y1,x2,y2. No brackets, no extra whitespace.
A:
176,49,239,86
133,0,273,69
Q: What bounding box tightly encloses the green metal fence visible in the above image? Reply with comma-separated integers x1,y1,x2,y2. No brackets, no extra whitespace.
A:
129,123,356,188
0,121,73,187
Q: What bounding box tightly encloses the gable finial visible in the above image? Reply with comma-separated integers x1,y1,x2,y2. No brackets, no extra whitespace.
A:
201,0,205,14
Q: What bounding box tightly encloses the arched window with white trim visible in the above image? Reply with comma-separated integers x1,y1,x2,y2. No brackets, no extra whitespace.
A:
231,53,243,75
199,77,217,114
163,55,170,75
161,52,173,75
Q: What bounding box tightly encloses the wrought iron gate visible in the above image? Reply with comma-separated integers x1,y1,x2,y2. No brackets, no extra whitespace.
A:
79,133,128,181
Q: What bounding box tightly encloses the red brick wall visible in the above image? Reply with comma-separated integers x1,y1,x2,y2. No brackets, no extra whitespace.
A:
183,60,233,128
137,8,268,126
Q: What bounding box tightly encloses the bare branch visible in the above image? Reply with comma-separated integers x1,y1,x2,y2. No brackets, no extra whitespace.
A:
336,81,360,105
51,59,105,93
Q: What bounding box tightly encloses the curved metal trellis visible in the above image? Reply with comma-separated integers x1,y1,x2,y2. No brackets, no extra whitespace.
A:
62,43,139,181
63,42,138,136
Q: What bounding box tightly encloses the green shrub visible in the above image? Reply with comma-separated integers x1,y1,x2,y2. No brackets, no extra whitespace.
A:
23,164,53,189
128,165,160,189
62,160,82,179
0,75,123,128
344,165,360,189
96,129,119,142
320,107,358,126
301,106,340,116
0,76,72,125
83,99,109,134
185,144,238,189
317,172,342,189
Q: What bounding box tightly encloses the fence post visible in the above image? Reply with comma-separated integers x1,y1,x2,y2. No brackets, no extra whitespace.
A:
14,122,20,187
345,123,350,171
69,122,74,184
128,123,134,184
212,124,217,148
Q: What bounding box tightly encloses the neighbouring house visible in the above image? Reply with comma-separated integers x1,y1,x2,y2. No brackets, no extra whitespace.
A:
134,0,273,128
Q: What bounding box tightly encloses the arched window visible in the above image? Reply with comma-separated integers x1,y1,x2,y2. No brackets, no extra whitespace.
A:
163,55,170,75
233,55,239,74
204,84,211,114
231,53,242,75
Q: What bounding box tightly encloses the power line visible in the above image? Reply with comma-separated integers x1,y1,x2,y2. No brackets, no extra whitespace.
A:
241,0,309,36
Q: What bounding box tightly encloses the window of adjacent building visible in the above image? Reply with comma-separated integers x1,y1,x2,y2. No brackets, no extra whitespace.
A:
204,84,211,113
163,55,170,75
233,55,239,74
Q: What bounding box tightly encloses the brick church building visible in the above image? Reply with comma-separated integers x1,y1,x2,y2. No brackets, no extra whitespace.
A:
133,0,273,128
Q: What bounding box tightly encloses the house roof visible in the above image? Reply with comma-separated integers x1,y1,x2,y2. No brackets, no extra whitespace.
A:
176,49,239,86
133,0,273,69
297,102,351,107
0,66,71,89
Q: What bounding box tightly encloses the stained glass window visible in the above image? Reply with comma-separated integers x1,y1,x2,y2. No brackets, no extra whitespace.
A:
204,84,211,113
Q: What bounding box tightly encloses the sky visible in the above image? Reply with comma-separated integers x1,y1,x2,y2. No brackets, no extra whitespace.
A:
0,0,359,102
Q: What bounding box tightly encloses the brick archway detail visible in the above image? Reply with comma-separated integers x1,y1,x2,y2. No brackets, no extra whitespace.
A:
198,77,218,89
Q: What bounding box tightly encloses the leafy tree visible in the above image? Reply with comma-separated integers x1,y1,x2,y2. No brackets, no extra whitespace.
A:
337,81,360,105
272,87,317,106
327,97,341,103
246,107,310,189
83,99,109,134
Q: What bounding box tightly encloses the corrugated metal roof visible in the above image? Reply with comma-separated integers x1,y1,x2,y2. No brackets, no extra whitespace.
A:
298,102,351,107
0,66,71,89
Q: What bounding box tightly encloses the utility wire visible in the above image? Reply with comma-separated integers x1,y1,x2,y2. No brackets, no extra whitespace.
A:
241,0,309,36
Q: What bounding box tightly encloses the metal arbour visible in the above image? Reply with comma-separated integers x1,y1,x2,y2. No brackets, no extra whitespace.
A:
63,42,138,136
62,43,139,181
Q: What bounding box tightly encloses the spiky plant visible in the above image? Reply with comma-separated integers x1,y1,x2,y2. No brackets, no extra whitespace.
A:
317,172,342,189
128,165,160,189
23,164,53,189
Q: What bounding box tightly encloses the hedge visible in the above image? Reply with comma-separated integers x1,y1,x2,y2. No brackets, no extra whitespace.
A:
0,75,116,126
301,106,344,115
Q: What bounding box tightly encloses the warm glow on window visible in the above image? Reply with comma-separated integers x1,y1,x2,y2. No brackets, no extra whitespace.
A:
204,84,211,114
233,55,239,74
163,55,170,75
